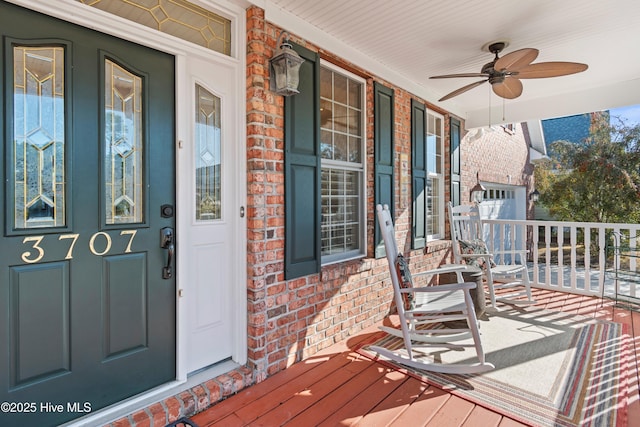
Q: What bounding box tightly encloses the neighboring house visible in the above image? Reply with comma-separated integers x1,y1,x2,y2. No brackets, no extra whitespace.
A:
542,113,593,147
464,124,535,222
0,2,535,426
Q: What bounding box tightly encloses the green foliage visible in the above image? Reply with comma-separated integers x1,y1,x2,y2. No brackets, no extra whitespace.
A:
534,113,640,224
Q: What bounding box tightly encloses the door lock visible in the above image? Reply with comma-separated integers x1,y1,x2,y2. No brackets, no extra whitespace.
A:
160,227,174,279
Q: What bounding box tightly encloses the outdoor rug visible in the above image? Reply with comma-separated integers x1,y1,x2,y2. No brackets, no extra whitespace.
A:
357,307,632,427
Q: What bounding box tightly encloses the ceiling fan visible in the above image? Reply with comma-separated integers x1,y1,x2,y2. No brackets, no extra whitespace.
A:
430,42,588,102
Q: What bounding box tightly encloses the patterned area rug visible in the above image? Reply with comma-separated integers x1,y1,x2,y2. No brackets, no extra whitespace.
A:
357,308,631,427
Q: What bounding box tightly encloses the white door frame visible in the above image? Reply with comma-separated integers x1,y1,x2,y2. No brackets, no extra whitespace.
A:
6,0,247,421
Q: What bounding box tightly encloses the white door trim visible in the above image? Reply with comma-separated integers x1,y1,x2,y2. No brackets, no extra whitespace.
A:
7,0,247,419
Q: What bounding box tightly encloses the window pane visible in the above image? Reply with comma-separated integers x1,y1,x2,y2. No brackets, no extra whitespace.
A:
348,80,361,109
321,129,333,159
14,46,66,229
320,98,333,130
333,103,347,134
333,133,347,161
105,59,143,224
347,107,361,135
195,84,222,221
333,73,348,105
320,67,332,99
427,134,437,173
429,177,441,236
348,136,361,163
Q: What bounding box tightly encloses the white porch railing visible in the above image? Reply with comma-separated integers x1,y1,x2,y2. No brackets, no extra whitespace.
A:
482,219,640,302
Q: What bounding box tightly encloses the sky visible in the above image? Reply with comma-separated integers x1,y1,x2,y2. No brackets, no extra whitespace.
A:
609,104,640,125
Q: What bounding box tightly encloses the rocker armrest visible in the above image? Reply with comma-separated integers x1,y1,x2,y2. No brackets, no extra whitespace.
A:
400,281,476,293
411,264,467,277
459,253,494,259
491,249,529,255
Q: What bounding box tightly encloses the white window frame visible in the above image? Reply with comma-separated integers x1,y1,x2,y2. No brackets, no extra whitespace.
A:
426,109,445,241
319,61,367,265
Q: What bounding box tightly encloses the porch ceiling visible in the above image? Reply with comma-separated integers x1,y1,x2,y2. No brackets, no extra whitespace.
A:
256,0,640,128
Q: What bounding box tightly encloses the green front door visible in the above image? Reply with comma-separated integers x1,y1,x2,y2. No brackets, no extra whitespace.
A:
0,3,176,426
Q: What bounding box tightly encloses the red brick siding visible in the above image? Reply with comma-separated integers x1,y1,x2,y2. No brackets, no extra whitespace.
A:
245,5,457,383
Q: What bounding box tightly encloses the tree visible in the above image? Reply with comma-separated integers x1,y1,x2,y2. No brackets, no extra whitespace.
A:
534,113,640,224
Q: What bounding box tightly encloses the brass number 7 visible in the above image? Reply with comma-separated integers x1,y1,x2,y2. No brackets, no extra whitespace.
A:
120,230,137,253
59,234,80,259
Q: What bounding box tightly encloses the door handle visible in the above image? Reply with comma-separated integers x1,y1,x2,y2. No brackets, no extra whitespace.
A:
160,227,174,279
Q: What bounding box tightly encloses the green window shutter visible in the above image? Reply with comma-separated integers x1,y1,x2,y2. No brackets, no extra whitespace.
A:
450,118,461,207
374,82,395,258
284,44,320,279
411,100,427,249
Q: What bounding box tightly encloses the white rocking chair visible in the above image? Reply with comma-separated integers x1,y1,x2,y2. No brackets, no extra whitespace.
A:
447,202,535,308
373,204,494,374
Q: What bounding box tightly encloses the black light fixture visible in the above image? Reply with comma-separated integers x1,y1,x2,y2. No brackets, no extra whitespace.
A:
269,31,305,96
470,172,486,203
530,189,540,202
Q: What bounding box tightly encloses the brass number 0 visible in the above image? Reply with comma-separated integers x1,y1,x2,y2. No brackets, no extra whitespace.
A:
89,232,112,256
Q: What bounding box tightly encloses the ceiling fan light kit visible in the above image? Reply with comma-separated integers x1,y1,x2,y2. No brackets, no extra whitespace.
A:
430,41,588,102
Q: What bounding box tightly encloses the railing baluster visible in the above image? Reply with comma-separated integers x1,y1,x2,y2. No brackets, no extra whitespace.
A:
545,224,551,288
631,229,638,298
598,227,606,297
532,224,539,285
557,225,564,288
584,227,591,292
570,226,577,291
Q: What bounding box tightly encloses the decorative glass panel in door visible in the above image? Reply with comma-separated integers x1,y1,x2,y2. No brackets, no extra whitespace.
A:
105,59,143,224
13,46,65,229
195,84,222,221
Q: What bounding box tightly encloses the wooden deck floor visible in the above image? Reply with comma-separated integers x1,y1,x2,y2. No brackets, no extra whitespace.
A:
193,289,640,426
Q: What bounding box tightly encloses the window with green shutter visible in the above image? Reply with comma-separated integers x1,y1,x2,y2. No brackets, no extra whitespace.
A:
284,48,368,278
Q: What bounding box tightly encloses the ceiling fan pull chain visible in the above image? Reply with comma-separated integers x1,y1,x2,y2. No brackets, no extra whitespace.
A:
502,97,506,122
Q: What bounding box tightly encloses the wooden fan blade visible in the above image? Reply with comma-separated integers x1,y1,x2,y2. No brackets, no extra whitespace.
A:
438,80,487,101
430,73,489,79
492,77,523,99
513,62,588,78
494,48,539,72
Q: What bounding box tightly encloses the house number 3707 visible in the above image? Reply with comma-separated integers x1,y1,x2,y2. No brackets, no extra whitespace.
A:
21,230,138,264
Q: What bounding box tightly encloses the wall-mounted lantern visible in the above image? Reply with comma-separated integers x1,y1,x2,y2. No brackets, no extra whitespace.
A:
470,172,486,203
530,189,540,202
269,31,305,96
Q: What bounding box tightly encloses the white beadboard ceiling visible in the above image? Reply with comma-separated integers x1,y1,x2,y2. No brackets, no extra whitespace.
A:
257,0,640,128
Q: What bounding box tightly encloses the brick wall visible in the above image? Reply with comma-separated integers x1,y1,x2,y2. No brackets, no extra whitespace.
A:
245,6,456,382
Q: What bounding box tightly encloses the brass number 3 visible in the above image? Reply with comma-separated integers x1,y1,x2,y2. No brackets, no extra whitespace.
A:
21,236,45,264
